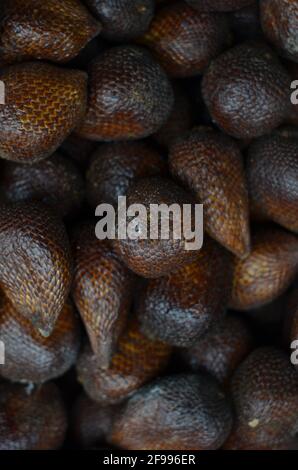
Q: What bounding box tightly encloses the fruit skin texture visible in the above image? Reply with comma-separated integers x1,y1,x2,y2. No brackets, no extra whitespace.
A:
202,42,291,139
224,347,298,450
0,382,67,450
187,0,254,11
260,0,298,63
247,133,298,234
230,225,298,311
0,297,80,384
0,202,73,337
139,2,231,78
181,315,253,384
112,176,201,278
169,127,250,258
86,141,166,208
84,0,154,41
137,237,233,348
110,373,233,450
1,153,85,218
77,317,171,405
72,222,134,368
77,46,174,141
0,0,101,65
0,62,87,163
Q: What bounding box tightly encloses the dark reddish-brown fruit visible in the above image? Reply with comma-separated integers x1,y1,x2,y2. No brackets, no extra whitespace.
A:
72,222,134,367
0,297,80,383
77,46,174,141
0,382,67,450
169,127,250,258
247,134,298,234
0,62,87,163
0,202,73,337
110,373,233,450
112,176,201,278
224,347,298,450
260,0,298,63
77,317,171,404
137,237,232,347
153,84,193,148
180,315,253,384
84,0,154,41
139,2,231,77
1,153,85,218
202,42,291,139
187,0,254,11
0,0,101,65
230,225,298,311
230,2,262,41
72,394,117,448
86,141,166,208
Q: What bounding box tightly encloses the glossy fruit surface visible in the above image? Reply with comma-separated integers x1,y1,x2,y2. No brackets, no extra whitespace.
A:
202,42,290,139
0,62,87,163
110,373,233,450
77,46,174,141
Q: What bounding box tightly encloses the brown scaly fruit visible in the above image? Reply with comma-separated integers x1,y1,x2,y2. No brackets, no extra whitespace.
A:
260,0,298,63
112,176,201,278
230,225,298,311
86,141,166,208
0,382,67,450
180,315,253,384
72,222,134,368
0,62,87,163
138,2,231,78
186,0,254,11
0,296,81,384
0,201,73,337
247,133,298,234
169,127,250,258
72,393,118,449
224,347,298,450
84,0,154,41
77,317,171,404
0,0,101,65
202,42,291,139
109,373,233,450
1,153,85,218
77,45,174,141
137,237,233,347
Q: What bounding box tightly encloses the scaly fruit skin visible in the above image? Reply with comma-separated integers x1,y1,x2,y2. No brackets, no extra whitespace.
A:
77,317,171,404
86,141,166,208
230,225,298,311
1,153,85,218
0,202,73,337
0,382,67,450
73,394,118,448
224,347,298,450
181,315,253,384
260,0,298,63
77,46,174,141
0,62,87,163
85,0,154,41
187,0,254,11
247,134,298,235
137,237,233,348
169,127,250,258
110,373,233,450
202,42,291,139
139,2,231,77
0,297,81,384
112,176,201,278
0,0,101,65
72,222,134,368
